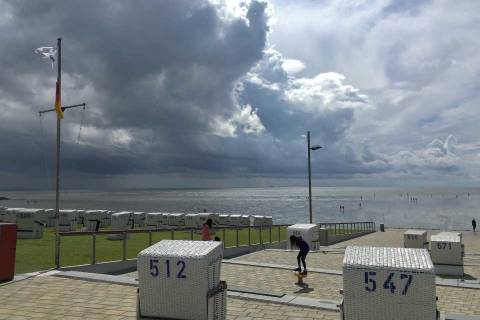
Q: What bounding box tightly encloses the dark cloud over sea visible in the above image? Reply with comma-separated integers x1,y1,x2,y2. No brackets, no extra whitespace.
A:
0,0,478,189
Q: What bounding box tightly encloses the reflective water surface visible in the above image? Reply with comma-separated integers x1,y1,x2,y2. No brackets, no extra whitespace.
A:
2,186,479,230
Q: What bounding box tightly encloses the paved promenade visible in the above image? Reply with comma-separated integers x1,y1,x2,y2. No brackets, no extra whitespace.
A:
234,229,480,278
0,276,338,320
0,229,478,319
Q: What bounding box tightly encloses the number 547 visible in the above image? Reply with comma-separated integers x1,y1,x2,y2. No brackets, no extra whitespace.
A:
364,272,413,295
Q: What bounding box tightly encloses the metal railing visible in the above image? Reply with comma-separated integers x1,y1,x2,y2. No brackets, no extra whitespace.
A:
57,221,376,269
317,221,376,235
58,224,289,268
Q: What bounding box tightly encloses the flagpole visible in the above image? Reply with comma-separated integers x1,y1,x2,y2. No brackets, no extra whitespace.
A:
54,37,62,269
37,38,85,269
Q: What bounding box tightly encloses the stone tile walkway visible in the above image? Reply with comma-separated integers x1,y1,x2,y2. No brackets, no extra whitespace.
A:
231,250,345,271
222,261,480,316
234,229,480,278
1,229,479,319
0,276,338,319
222,264,342,302
331,228,480,254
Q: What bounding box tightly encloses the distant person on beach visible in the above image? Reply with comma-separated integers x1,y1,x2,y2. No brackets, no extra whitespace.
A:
201,218,215,241
290,235,309,275
472,219,477,232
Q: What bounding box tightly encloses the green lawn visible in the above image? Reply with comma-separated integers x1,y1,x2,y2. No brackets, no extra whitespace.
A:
15,226,287,274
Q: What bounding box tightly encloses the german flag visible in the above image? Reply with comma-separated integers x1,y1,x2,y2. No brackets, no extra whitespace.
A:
55,81,64,119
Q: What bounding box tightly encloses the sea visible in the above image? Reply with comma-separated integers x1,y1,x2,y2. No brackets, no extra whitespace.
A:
1,186,479,230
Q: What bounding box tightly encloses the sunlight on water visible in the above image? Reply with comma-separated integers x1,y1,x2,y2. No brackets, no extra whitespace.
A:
2,187,479,230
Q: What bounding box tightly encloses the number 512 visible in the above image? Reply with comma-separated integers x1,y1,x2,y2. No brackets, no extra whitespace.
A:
150,259,187,279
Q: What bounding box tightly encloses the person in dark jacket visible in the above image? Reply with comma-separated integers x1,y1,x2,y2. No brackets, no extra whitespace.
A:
290,235,309,275
472,219,477,232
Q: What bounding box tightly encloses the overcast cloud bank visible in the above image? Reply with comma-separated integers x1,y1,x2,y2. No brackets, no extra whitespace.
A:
0,0,478,189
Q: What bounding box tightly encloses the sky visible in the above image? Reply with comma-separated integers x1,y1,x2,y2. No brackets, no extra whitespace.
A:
0,0,479,190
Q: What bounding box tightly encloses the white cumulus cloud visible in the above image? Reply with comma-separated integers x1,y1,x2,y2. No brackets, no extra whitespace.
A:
285,72,369,112
210,104,265,137
282,58,305,74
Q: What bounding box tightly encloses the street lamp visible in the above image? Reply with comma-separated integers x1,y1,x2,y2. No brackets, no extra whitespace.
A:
307,131,322,224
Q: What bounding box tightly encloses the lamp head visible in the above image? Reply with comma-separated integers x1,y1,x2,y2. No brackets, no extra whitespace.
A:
310,145,323,150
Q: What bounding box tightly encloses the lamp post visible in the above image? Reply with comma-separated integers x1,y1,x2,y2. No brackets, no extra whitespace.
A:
307,131,322,224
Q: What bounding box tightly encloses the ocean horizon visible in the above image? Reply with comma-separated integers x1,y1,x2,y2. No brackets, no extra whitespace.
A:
2,186,479,231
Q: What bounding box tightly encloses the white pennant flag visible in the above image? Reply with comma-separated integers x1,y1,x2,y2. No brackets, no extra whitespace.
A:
35,46,56,68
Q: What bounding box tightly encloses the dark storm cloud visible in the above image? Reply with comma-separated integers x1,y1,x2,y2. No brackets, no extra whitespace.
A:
0,0,383,189
0,0,272,188
2,0,472,190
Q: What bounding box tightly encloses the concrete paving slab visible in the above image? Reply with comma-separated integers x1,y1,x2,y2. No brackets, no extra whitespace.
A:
223,259,343,275
288,296,339,311
443,314,480,320
54,270,138,286
228,285,285,297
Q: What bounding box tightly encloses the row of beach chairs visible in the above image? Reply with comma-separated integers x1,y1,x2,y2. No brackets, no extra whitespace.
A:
0,207,273,239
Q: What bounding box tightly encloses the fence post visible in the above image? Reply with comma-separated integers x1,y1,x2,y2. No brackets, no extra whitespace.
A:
149,231,152,246
92,233,96,265
260,227,263,245
123,232,127,261
171,230,174,240
56,234,61,269
248,226,251,246
236,228,239,247
222,228,226,248
190,229,194,240
277,226,281,242
269,226,272,243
